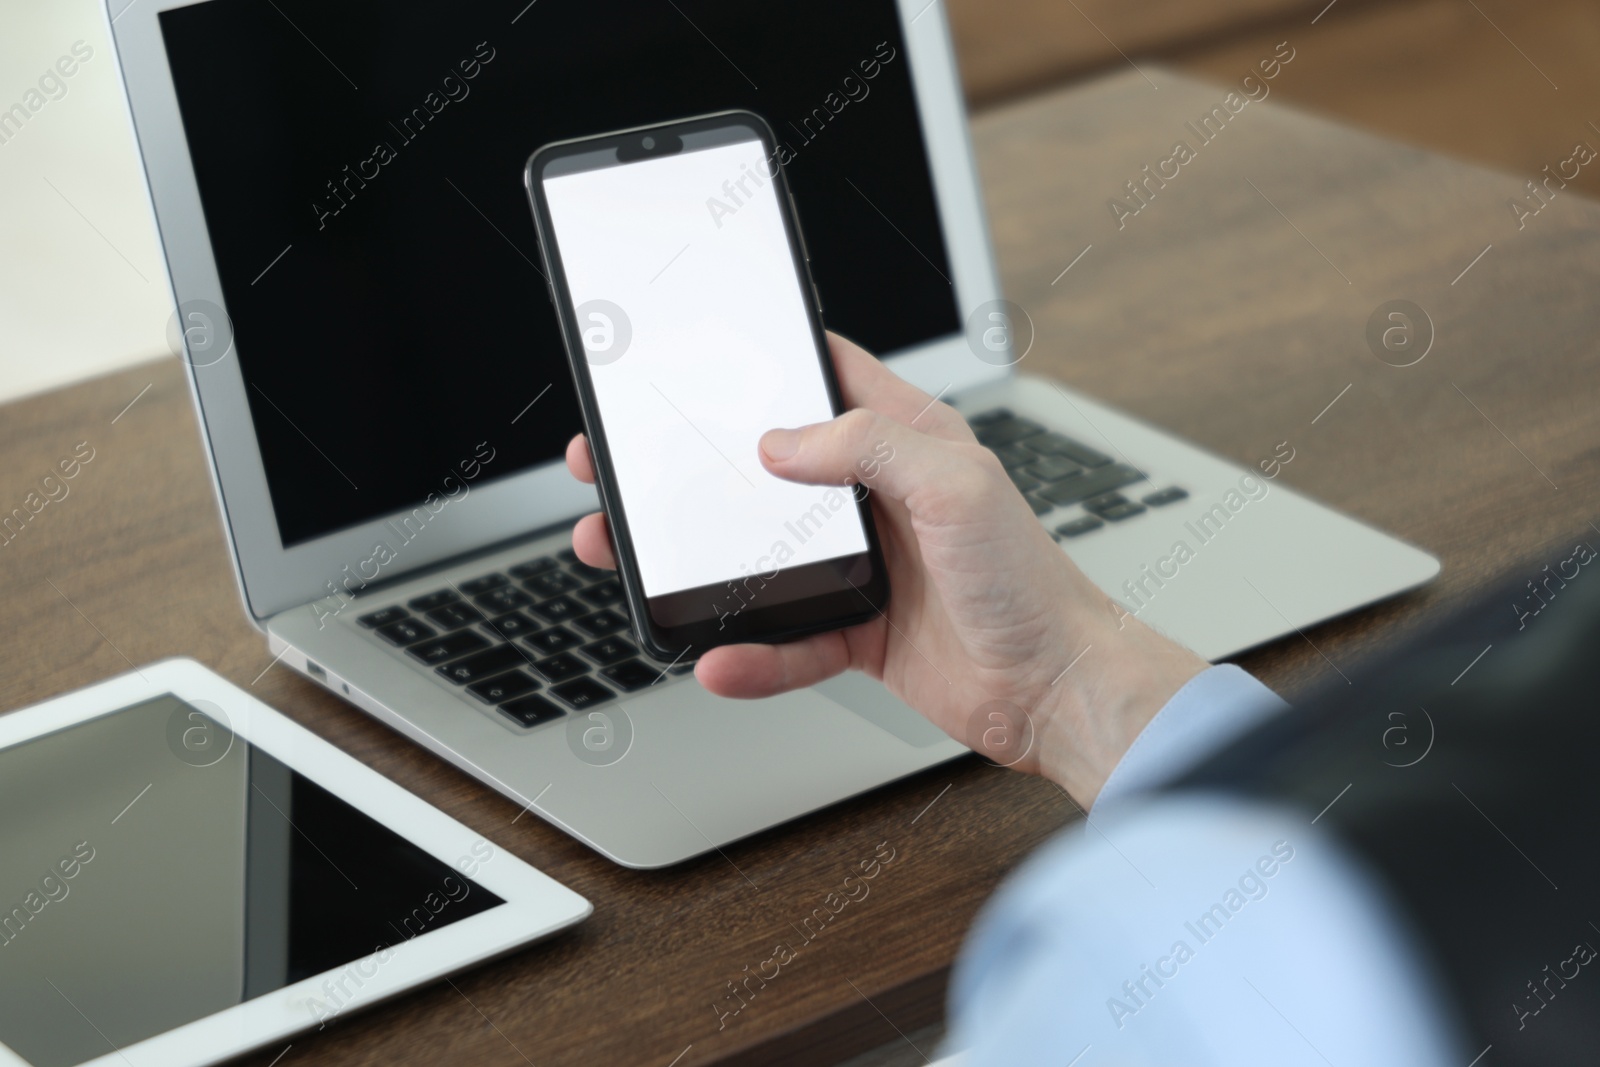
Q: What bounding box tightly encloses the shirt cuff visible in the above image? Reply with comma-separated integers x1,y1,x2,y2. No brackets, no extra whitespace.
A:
1091,664,1288,813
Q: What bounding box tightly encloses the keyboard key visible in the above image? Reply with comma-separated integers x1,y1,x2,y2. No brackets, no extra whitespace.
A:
1037,465,1145,507
573,609,628,637
524,626,583,655
467,670,539,704
484,611,539,640
508,557,559,580
376,618,435,646
1023,493,1055,517
358,606,409,629
435,645,529,685
602,659,660,691
1024,433,1112,468
499,693,564,728
1083,492,1129,515
551,677,616,711
427,602,484,630
532,652,589,684
407,630,489,665
407,590,458,612
580,636,638,666
668,661,697,675
577,579,624,606
556,548,582,565
1098,501,1148,522
1143,487,1189,507
524,570,581,597
1026,457,1086,483
458,573,509,596
974,417,1044,448
991,444,1035,470
1056,516,1105,538
529,595,583,623
966,407,1012,427
1018,432,1074,456
567,558,610,582
476,586,532,613
1007,469,1041,494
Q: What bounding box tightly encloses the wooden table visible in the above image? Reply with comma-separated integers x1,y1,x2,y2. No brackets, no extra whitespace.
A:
2,68,1596,1067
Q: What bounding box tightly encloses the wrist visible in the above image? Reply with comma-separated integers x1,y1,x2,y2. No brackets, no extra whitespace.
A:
1032,589,1208,807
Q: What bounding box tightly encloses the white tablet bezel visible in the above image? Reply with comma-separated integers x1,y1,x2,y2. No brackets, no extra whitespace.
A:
0,658,590,1067
103,0,1006,624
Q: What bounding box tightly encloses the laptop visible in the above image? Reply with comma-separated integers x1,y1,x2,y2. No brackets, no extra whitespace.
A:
106,0,1438,868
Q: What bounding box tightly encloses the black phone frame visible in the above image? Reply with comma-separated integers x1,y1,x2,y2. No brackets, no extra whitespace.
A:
523,110,891,662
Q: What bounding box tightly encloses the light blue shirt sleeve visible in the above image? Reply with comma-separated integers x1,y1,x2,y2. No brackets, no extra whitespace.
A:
940,667,1469,1067
1092,664,1289,812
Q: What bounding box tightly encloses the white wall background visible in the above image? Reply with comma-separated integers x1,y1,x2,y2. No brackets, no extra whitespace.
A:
0,0,172,403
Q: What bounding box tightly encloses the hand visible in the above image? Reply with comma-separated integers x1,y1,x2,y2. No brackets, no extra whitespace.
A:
564,332,1207,805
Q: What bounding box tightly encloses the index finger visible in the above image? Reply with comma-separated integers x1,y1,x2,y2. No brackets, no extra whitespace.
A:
565,433,596,485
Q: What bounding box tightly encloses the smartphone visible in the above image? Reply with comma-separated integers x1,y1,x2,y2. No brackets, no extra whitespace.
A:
523,110,890,662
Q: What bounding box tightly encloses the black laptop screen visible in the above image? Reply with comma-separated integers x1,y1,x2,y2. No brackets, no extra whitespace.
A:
156,0,960,548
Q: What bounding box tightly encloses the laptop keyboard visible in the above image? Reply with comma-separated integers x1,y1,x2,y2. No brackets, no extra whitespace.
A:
966,408,1189,538
356,548,690,732
352,409,1182,734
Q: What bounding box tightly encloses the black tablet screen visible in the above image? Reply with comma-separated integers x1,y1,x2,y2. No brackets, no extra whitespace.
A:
0,695,503,1067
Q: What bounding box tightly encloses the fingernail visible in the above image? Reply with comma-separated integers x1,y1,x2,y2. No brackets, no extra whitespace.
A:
761,428,801,461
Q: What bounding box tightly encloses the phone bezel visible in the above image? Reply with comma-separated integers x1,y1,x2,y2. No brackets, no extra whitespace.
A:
523,110,891,661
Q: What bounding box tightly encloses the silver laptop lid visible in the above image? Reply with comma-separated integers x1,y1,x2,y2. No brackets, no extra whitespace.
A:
106,0,1006,622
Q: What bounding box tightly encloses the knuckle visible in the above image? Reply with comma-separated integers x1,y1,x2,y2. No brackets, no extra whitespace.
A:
962,441,1006,480
930,400,975,440
835,407,879,437
959,444,1010,497
830,408,882,454
930,442,1000,502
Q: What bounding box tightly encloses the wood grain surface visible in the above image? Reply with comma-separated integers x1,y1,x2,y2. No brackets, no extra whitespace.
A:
1174,0,1600,205
952,0,1600,209
972,67,1599,699
946,0,1314,105
1,67,1596,1067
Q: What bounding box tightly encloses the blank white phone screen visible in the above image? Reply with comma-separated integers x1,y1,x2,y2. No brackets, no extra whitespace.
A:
543,138,868,599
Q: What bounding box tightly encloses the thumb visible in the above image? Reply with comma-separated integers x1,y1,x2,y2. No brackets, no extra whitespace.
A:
759,408,1004,519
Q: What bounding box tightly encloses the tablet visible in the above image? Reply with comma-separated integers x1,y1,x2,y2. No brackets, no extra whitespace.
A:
0,659,590,1067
